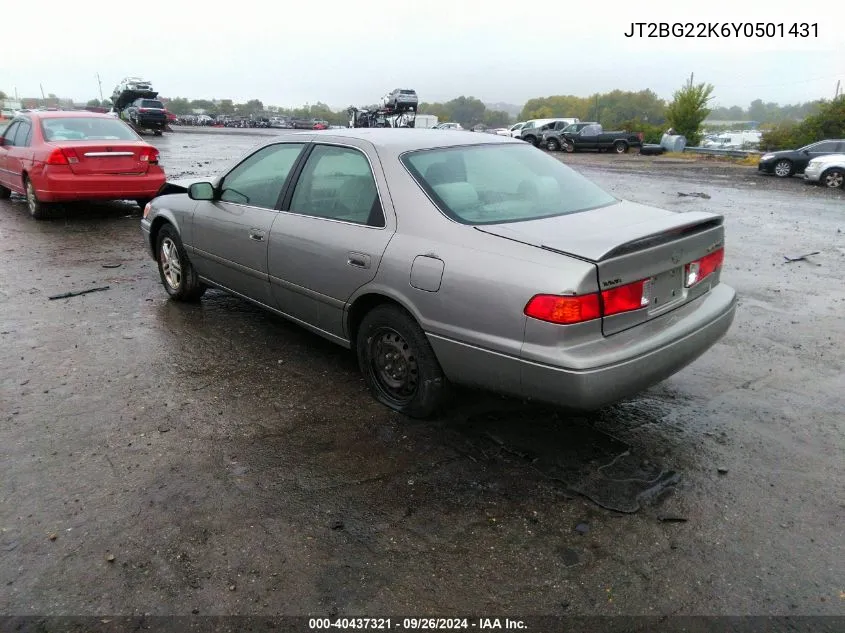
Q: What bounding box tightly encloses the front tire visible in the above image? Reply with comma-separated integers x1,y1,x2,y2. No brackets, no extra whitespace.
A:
356,304,446,418
563,141,575,153
0,183,11,199
820,168,845,189
25,178,50,220
156,224,206,301
773,159,793,178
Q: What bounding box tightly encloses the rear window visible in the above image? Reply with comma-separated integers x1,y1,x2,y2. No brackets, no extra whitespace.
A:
401,144,617,225
41,117,139,141
141,100,164,108
400,90,416,95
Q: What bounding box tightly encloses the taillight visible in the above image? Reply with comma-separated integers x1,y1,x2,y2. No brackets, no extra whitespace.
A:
524,294,601,325
139,108,148,113
139,147,159,164
46,148,78,165
601,279,650,316
524,279,649,325
685,248,724,287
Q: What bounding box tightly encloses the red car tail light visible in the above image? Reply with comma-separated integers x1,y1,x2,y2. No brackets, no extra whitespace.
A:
601,279,650,316
45,148,79,165
685,248,724,287
524,279,650,325
139,147,159,164
524,294,601,325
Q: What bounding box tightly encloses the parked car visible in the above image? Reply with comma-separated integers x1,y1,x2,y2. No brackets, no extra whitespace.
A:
0,111,165,219
117,77,153,92
519,118,579,146
502,122,525,137
542,122,597,151
434,122,463,130
386,89,418,111
140,129,736,418
803,154,845,188
560,123,644,153
124,98,168,134
758,139,845,178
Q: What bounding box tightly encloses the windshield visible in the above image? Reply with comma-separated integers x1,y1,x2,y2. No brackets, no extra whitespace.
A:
402,143,618,225
41,117,139,141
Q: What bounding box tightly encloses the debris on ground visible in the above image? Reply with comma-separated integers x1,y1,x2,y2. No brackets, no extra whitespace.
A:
106,554,115,562
48,533,57,541
657,515,689,523
101,263,122,269
783,252,820,264
677,192,711,199
48,286,111,300
575,522,590,535
717,467,729,475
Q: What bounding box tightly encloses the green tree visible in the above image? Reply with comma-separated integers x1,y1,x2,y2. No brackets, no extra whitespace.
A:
666,80,714,146
761,96,845,150
87,98,102,107
0,90,6,100
189,99,216,114
218,99,235,115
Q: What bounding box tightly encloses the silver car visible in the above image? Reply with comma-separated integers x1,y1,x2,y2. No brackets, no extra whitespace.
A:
141,129,736,418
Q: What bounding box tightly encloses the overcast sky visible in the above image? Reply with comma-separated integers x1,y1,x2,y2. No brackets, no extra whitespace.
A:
1,0,841,110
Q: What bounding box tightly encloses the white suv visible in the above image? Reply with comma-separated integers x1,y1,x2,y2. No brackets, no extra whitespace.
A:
804,154,845,188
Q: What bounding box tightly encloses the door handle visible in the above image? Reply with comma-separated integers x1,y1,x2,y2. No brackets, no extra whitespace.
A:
347,252,371,269
248,228,265,241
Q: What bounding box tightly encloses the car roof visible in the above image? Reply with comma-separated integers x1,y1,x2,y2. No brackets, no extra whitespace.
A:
265,128,518,153
24,111,118,120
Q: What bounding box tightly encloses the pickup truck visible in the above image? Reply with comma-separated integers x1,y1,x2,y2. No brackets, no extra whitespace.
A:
559,123,643,153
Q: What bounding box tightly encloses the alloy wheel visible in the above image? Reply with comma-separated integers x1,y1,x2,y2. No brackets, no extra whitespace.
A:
160,237,182,290
774,160,792,177
822,171,844,188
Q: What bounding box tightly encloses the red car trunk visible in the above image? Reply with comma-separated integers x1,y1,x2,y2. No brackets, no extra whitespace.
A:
53,142,154,176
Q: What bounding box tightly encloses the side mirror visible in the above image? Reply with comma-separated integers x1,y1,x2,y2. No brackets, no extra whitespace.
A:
802,149,810,155
188,182,215,200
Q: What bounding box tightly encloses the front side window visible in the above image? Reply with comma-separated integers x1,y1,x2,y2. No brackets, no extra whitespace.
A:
220,143,306,209
2,122,21,146
402,143,617,225
41,117,139,141
289,145,384,227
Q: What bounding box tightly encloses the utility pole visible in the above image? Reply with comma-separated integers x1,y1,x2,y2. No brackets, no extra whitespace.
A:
689,72,694,88
96,73,104,102
39,84,46,106
836,80,841,99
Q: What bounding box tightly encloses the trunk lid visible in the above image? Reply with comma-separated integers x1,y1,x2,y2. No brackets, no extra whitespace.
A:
58,142,151,176
475,200,725,335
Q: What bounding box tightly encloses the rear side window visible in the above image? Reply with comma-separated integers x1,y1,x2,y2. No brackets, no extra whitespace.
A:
41,117,139,141
289,145,384,227
812,141,838,153
13,121,32,146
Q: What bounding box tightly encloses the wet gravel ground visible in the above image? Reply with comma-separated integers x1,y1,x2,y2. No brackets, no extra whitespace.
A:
0,129,843,619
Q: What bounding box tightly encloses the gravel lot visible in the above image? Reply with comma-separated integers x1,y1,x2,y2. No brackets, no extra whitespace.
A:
1,129,843,623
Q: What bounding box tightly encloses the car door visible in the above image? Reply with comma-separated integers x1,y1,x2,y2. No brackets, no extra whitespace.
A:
190,142,307,305
0,121,21,190
268,140,395,340
5,120,33,184
577,123,602,149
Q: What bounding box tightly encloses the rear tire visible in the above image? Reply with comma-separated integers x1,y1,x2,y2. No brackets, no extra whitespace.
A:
356,304,446,418
523,135,537,146
614,141,628,154
156,224,206,301
820,168,845,189
546,138,560,151
25,178,50,220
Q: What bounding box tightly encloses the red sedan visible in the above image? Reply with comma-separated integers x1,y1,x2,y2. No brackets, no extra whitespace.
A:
0,111,165,219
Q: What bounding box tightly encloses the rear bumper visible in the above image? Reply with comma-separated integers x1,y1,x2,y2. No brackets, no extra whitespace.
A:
34,169,166,202
428,284,737,411
134,116,166,127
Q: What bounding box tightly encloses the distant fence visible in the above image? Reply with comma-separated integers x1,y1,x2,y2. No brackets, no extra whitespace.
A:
684,146,761,158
